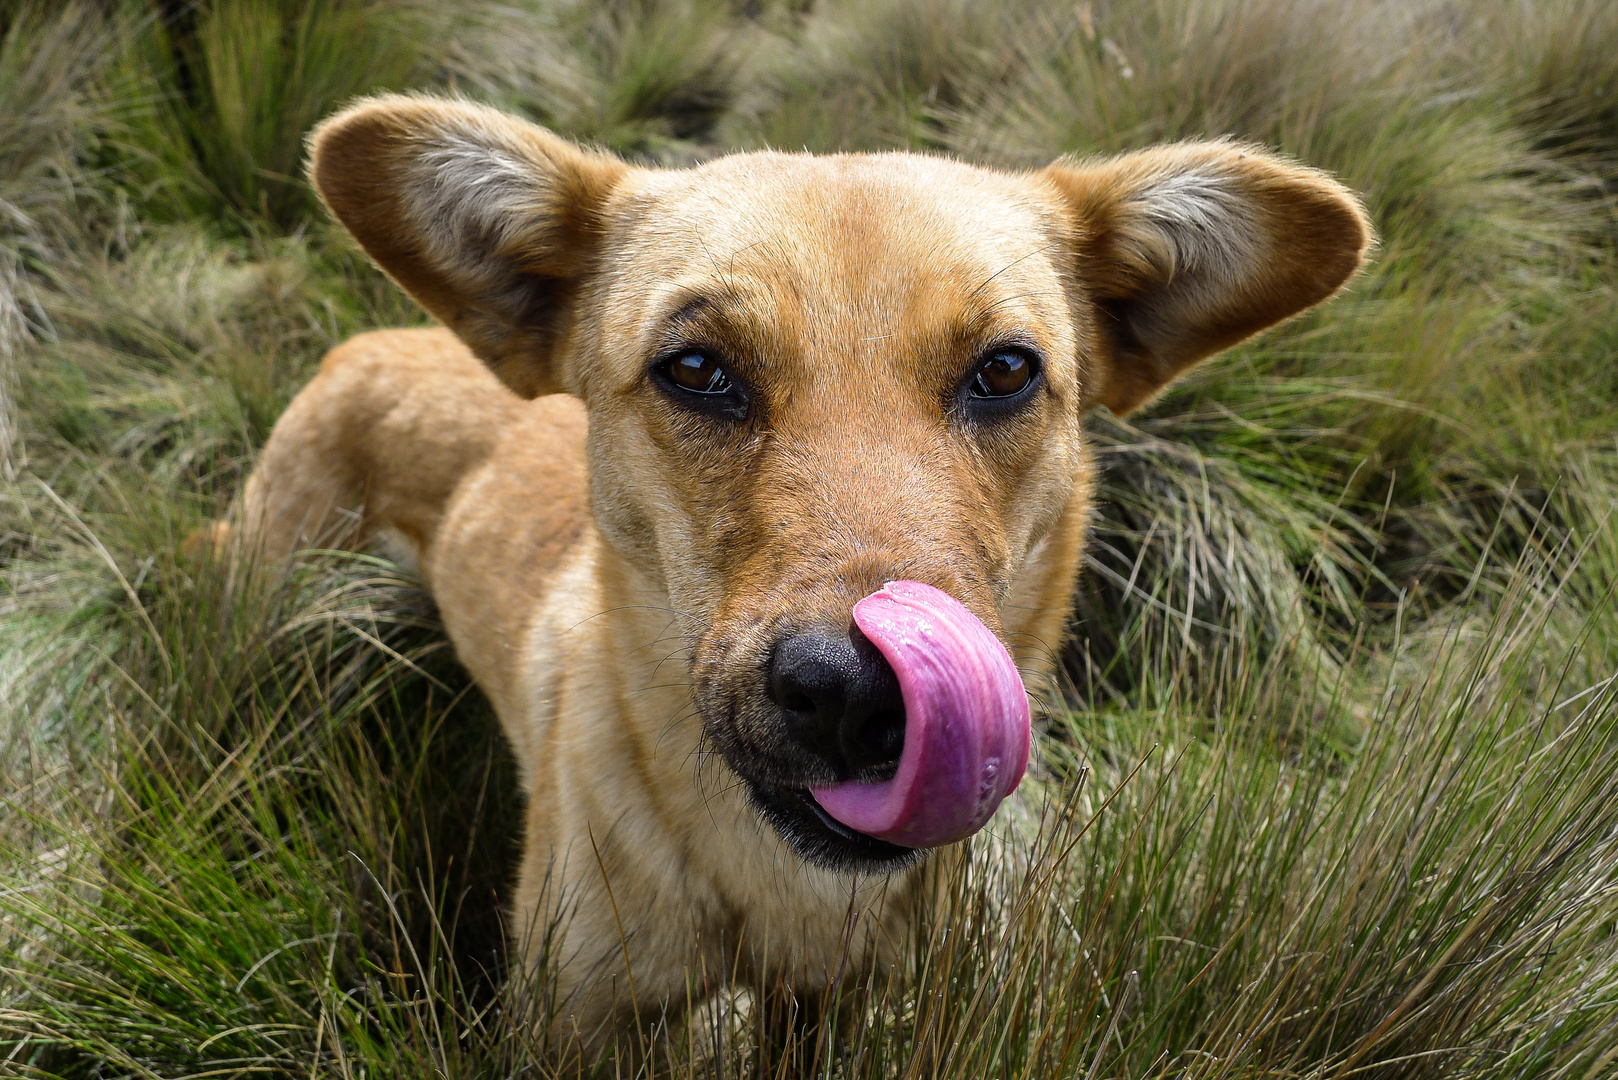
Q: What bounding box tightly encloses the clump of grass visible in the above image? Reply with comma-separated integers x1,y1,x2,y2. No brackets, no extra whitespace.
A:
1480,0,1618,183
451,0,753,162
16,222,425,501
109,0,453,231
0,1,117,479
1,528,521,1072
720,0,1029,151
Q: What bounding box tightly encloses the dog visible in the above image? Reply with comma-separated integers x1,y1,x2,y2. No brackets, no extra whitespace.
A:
220,93,1369,1057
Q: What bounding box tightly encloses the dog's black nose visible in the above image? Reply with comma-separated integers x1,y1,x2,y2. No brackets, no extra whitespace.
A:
768,631,905,777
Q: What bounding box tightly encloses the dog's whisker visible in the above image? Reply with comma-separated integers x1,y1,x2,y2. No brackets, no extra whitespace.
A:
637,646,699,683
566,604,714,634
630,683,702,699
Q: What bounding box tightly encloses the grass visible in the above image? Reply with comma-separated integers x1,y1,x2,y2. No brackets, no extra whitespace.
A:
1,0,1616,1075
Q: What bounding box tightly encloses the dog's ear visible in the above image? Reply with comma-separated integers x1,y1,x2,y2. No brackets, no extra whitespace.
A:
308,95,629,397
1043,142,1371,416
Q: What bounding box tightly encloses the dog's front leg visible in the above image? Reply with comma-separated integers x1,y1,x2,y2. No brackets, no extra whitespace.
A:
506,792,728,1067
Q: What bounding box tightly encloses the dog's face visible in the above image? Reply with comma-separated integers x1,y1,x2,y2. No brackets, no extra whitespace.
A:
581,156,1090,867
310,97,1370,870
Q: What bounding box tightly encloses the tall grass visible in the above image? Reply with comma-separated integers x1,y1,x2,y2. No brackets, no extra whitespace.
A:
109,0,453,230
2,0,1616,1075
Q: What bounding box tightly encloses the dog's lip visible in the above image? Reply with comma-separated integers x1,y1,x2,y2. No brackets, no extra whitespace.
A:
743,778,917,869
785,786,894,847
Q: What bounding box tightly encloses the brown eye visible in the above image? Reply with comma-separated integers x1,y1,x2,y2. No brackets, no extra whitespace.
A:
971,351,1036,399
662,351,732,394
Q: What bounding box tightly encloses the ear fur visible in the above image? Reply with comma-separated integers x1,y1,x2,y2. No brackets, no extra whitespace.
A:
1043,142,1372,416
308,94,629,397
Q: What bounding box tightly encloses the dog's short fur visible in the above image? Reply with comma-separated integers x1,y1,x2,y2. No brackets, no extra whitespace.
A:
226,95,1370,1054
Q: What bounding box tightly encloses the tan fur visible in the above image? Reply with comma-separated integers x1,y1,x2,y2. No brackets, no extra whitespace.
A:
219,95,1370,1058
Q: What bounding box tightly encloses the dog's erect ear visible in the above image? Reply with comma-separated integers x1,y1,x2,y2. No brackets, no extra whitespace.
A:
1043,142,1372,416
308,95,629,397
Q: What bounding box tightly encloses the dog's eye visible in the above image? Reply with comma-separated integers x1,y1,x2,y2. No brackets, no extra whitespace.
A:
970,350,1037,399
662,351,732,395
652,348,750,421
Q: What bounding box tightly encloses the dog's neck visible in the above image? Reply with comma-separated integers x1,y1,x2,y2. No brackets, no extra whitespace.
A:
564,526,711,769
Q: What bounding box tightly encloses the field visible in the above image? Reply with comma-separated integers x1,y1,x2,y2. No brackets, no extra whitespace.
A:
2,0,1617,1076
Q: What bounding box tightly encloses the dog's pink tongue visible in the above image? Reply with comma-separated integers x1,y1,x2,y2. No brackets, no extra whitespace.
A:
809,581,1030,849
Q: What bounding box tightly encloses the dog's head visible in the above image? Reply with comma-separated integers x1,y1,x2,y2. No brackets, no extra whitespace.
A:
310,96,1370,870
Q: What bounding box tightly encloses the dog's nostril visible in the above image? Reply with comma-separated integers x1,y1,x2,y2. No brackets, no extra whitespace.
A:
769,634,851,727
779,688,816,716
768,630,905,777
847,705,905,778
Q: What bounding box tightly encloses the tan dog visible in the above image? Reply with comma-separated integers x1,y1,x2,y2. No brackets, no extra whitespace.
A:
227,94,1369,1056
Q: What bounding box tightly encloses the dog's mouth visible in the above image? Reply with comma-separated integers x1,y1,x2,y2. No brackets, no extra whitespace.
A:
724,581,1033,873
745,780,921,872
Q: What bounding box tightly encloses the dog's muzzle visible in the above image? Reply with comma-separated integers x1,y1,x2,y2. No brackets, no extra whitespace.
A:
731,582,1032,872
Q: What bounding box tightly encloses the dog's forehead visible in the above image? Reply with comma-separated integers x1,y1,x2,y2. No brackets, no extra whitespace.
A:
608,152,1070,328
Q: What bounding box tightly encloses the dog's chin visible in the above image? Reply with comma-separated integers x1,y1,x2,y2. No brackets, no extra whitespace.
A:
745,780,922,874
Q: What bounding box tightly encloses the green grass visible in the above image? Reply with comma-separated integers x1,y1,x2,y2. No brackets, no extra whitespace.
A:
2,0,1616,1076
